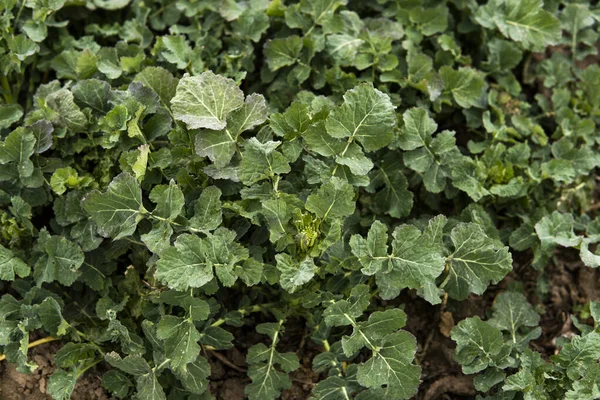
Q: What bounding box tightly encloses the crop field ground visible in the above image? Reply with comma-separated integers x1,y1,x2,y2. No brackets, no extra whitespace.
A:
1,0,600,399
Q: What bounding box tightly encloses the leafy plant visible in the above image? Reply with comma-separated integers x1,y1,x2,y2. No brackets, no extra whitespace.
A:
453,296,600,399
1,0,600,398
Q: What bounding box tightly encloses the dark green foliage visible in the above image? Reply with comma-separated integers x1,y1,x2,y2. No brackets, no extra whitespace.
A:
1,0,600,398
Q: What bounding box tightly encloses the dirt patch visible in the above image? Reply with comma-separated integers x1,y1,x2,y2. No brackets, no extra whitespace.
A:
423,375,476,400
0,339,108,400
531,251,600,358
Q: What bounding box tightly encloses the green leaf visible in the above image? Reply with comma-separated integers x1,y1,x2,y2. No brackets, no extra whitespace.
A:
227,93,269,136
96,48,122,79
46,88,88,133
174,355,211,394
323,284,371,327
232,11,270,42
155,35,193,69
82,172,147,240
156,229,249,290
580,238,600,268
196,93,268,168
407,52,433,84
552,331,600,380
264,36,303,71
149,180,185,221
105,352,152,376
565,362,600,400
275,254,317,293
171,71,244,130
135,373,166,400
189,186,223,231
195,129,237,168
534,212,581,253
561,4,594,59
440,66,485,108
239,138,291,185
311,376,356,400
134,67,178,112
305,177,355,221
47,369,77,400
342,309,407,356
509,223,537,251
0,104,23,129
9,34,39,61
442,223,512,300
0,127,36,179
38,297,70,336
451,316,511,374
0,244,29,280
349,220,389,276
140,221,172,255
451,158,490,201
246,321,299,400
304,121,345,157
93,0,131,10
397,108,437,152
326,34,363,66
34,235,84,286
261,198,293,243
54,343,97,368
304,120,376,176
156,315,201,370
502,349,548,397
350,219,446,303
102,370,133,398
325,83,396,152
356,331,421,400
476,0,561,50
366,153,413,218
488,292,541,351
271,101,313,139
485,39,523,72
397,108,460,192
237,258,263,287
155,234,213,291
335,142,374,176
199,325,234,349
50,167,92,195
130,144,150,183
72,79,110,113
409,5,449,36
474,368,506,392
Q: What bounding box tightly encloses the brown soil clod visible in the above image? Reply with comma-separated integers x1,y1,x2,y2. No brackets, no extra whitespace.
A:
423,375,476,400
439,311,455,338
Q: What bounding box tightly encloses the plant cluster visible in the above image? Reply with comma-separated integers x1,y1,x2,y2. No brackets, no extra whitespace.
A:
1,0,600,399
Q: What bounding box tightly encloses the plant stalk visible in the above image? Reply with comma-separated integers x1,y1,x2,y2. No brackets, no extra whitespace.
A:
0,336,58,362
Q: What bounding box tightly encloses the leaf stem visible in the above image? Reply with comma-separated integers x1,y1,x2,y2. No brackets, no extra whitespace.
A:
152,358,171,372
0,336,58,362
76,358,102,379
211,303,275,327
1,75,13,103
13,0,26,29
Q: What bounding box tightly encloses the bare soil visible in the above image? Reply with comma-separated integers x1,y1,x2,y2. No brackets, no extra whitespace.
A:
0,340,108,400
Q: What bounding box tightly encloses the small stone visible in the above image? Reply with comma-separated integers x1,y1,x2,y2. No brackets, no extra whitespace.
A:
439,311,455,337
33,355,47,368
